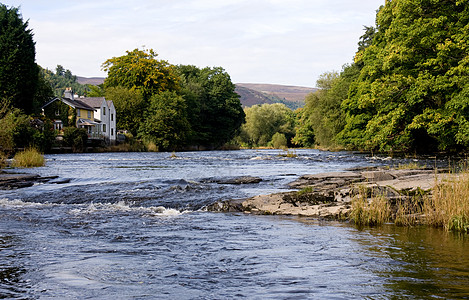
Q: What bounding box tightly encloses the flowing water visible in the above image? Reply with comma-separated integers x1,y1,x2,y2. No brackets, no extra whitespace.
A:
0,149,467,299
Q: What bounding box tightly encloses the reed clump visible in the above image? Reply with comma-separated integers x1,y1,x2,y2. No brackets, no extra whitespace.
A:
394,197,423,226
350,186,391,226
11,148,44,168
424,171,469,233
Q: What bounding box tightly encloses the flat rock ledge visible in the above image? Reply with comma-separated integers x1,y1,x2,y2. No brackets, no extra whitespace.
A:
0,171,67,190
207,168,447,219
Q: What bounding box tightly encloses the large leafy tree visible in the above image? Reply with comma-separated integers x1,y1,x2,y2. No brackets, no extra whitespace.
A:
0,4,38,114
102,48,179,101
105,86,145,136
177,65,245,147
239,103,295,147
138,91,191,151
339,0,469,152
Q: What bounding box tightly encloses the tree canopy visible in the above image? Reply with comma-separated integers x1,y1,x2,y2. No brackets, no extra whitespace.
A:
238,103,295,147
0,4,38,114
339,0,469,152
102,48,179,100
177,65,245,148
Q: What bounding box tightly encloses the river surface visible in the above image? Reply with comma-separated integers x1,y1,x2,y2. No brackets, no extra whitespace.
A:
0,149,468,299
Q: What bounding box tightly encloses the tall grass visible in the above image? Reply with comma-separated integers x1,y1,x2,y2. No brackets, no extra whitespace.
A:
350,186,391,226
11,148,45,168
424,171,469,233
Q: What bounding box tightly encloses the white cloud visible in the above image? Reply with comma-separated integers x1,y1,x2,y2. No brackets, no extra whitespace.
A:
5,0,384,87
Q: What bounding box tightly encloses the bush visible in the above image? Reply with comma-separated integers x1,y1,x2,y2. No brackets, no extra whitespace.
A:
11,148,44,168
63,127,88,152
270,132,288,149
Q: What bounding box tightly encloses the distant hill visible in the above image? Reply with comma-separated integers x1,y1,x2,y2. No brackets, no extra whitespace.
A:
77,76,105,86
76,77,315,110
235,83,316,110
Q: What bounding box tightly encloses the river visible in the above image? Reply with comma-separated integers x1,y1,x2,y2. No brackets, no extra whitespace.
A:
0,149,468,299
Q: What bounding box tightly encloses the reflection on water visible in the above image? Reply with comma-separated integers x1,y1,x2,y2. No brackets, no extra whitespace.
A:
352,225,469,299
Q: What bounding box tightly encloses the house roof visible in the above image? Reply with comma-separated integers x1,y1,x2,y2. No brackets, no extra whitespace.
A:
41,97,95,111
79,97,106,109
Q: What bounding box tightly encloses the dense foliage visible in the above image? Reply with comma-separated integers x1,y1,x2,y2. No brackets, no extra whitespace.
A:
177,65,245,148
0,4,38,114
101,50,245,150
292,0,469,153
139,91,191,151
339,0,469,152
102,48,179,101
236,103,295,148
105,87,145,136
0,5,55,154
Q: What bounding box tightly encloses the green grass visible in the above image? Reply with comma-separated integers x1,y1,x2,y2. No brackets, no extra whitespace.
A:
424,171,469,233
12,148,45,168
349,186,391,226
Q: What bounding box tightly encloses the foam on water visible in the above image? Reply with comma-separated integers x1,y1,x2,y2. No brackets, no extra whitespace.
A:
68,201,185,217
0,198,56,208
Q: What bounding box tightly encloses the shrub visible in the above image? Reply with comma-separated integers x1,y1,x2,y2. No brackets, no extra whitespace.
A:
270,132,288,149
63,127,88,152
12,148,44,168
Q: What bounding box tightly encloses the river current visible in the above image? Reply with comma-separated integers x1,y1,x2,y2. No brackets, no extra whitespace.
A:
0,149,468,299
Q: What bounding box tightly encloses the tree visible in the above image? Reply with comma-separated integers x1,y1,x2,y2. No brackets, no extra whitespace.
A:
138,91,191,151
105,86,145,136
40,65,89,97
239,103,295,147
177,65,245,147
293,65,359,149
102,48,179,101
0,4,38,114
339,0,469,152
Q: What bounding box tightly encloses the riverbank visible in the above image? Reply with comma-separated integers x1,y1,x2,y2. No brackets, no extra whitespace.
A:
207,167,455,224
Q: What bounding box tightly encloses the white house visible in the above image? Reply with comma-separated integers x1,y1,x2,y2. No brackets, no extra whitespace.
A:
79,97,117,144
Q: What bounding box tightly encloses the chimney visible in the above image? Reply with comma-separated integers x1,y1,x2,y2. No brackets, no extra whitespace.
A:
64,87,74,100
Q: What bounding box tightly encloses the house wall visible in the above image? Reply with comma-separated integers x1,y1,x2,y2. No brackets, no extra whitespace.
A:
109,103,117,142
42,101,74,127
76,108,94,120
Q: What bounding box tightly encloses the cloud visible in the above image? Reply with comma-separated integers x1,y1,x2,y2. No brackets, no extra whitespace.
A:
7,0,384,87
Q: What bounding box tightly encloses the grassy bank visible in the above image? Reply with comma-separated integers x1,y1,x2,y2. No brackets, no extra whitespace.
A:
11,148,45,168
350,171,469,233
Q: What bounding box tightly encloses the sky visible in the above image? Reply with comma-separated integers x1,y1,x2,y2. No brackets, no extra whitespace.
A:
4,0,384,88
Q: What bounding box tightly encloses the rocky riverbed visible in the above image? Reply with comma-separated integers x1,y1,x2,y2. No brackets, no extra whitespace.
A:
207,167,448,218
0,171,69,189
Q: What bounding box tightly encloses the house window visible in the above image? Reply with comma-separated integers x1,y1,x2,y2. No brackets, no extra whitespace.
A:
55,110,60,116
103,107,106,115
111,114,114,122
103,124,106,133
77,109,81,117
111,128,114,136
87,110,91,119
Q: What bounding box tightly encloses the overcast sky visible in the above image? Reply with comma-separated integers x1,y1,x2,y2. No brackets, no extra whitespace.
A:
5,0,384,87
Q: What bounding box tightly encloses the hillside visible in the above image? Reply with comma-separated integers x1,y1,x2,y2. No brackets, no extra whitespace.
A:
237,83,316,102
77,76,105,85
76,76,315,110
